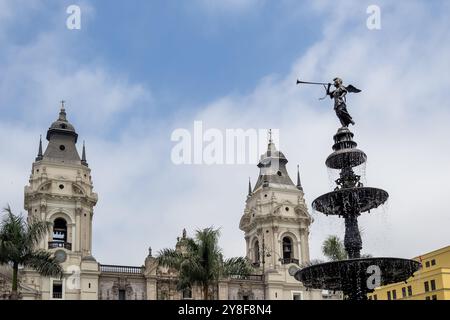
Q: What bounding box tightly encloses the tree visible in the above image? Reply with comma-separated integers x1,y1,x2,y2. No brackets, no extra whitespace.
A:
157,227,253,300
322,235,372,261
322,235,348,261
0,205,63,300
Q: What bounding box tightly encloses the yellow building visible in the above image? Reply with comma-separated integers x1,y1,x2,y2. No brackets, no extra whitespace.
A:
368,245,450,300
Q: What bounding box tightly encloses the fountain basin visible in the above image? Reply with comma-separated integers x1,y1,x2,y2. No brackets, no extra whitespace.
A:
326,148,367,169
295,257,421,298
312,187,389,216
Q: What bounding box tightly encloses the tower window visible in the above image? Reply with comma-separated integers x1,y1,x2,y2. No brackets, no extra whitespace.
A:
59,145,65,151
53,218,67,243
59,184,64,189
254,240,260,263
282,237,293,260
285,207,289,211
277,171,282,176
60,124,67,129
119,289,126,300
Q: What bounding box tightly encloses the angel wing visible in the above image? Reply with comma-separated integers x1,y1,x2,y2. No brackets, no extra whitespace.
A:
345,85,361,93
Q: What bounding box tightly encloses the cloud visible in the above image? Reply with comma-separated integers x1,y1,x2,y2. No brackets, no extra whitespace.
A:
0,0,449,267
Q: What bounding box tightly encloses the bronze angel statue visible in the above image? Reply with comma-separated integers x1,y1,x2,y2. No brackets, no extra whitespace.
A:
297,77,361,128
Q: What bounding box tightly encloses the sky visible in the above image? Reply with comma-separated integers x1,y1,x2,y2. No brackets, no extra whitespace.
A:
0,0,449,265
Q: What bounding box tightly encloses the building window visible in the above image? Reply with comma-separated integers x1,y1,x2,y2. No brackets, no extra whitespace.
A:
431,259,436,266
254,240,260,263
52,281,63,299
425,296,431,300
373,294,377,300
53,218,67,243
424,281,430,292
402,287,406,298
387,291,391,300
430,280,436,291
425,261,430,268
407,286,412,296
292,292,302,300
282,237,293,260
182,287,192,300
432,295,437,300
392,290,397,300
368,296,372,300
118,289,126,300
242,295,249,300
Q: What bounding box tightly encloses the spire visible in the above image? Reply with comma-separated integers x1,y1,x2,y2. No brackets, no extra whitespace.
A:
267,129,277,156
297,164,303,191
248,177,252,197
58,100,67,121
81,140,88,166
35,135,43,161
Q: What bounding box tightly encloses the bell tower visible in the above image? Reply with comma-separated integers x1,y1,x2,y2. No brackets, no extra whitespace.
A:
239,135,319,300
23,103,99,300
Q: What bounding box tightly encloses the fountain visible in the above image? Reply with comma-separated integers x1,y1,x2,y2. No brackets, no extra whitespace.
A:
294,78,421,300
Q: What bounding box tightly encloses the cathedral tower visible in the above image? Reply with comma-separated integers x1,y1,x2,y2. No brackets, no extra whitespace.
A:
23,104,99,300
239,135,321,300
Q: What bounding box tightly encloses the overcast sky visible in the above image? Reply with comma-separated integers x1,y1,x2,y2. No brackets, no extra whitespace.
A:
0,0,449,265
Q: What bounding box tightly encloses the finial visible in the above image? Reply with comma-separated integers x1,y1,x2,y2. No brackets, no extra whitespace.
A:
248,177,252,197
296,164,303,191
58,100,67,121
182,228,187,238
81,140,88,166
148,246,152,257
268,129,273,144
35,135,43,161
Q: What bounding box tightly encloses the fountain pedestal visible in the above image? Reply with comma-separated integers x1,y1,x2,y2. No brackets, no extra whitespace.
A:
294,127,420,300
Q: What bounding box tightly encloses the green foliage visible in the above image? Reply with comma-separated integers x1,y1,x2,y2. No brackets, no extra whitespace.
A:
157,227,253,299
322,235,348,261
0,205,64,299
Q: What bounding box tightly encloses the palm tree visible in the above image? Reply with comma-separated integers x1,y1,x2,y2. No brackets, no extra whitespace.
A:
322,235,372,261
157,227,253,300
0,205,63,300
322,235,348,261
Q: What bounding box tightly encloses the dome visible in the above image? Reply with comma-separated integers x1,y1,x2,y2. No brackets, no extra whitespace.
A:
46,107,78,142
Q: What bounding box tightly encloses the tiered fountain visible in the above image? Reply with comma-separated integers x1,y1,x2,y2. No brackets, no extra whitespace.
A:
294,78,421,300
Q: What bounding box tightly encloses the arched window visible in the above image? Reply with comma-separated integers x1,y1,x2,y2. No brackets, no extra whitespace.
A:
53,218,67,243
253,240,260,263
282,237,293,260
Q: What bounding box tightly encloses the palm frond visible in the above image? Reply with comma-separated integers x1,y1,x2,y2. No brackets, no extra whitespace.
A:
24,250,63,278
222,257,253,277
156,248,183,269
322,235,348,261
25,217,52,248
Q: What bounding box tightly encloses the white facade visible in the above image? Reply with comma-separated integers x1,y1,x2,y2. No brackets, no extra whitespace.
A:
240,139,322,300
0,108,337,300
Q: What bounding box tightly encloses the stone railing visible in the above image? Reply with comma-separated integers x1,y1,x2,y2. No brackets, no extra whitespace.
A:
229,274,263,281
48,241,72,250
280,258,299,265
99,264,144,274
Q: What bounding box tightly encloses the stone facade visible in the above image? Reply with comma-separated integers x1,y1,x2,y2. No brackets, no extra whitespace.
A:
0,107,339,300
